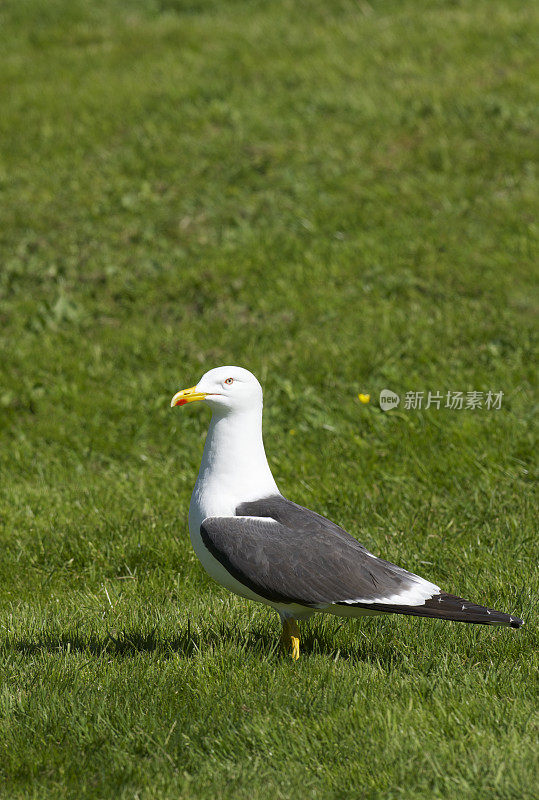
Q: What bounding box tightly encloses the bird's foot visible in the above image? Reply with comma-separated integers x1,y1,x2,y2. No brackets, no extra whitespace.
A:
281,618,300,661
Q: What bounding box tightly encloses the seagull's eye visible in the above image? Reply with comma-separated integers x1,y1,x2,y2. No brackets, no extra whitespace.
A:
224,378,234,385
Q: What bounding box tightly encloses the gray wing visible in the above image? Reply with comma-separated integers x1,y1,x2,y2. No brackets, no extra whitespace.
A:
199,495,435,607
199,495,523,627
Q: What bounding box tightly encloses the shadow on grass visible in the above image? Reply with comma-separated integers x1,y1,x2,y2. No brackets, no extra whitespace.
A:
10,622,406,667
14,628,199,659
13,624,237,660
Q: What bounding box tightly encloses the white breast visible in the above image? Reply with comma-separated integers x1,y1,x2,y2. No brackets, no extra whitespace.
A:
186,405,280,606
187,476,279,606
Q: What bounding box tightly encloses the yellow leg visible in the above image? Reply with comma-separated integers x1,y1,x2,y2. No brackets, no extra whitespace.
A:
281,618,300,661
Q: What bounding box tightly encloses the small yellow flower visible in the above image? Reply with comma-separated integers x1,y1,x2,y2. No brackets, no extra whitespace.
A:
358,393,370,404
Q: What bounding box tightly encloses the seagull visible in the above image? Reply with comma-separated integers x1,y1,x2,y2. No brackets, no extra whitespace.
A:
171,366,523,659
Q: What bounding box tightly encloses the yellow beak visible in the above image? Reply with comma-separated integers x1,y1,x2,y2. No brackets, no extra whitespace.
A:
170,385,207,407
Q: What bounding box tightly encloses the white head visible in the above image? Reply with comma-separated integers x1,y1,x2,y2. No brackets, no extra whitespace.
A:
170,366,263,416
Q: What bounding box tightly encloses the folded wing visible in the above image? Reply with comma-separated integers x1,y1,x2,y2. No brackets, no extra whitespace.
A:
199,495,523,628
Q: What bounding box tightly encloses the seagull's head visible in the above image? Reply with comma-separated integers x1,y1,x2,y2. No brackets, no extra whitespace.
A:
170,366,263,415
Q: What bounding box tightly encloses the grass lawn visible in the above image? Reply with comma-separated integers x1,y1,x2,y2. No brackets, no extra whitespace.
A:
0,0,537,797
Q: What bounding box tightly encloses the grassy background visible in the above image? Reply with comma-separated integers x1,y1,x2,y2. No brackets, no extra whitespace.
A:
0,0,537,797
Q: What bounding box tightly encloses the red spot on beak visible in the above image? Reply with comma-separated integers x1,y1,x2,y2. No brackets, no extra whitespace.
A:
178,399,187,406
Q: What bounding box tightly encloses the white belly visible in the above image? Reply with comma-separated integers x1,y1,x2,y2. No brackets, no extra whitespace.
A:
187,483,315,620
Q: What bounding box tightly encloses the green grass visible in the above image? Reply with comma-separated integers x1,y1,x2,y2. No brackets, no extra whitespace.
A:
0,0,538,797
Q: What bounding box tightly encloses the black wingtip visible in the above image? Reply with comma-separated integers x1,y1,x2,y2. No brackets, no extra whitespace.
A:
347,592,526,629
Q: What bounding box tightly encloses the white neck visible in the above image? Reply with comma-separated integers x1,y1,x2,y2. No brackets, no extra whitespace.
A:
189,406,279,527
